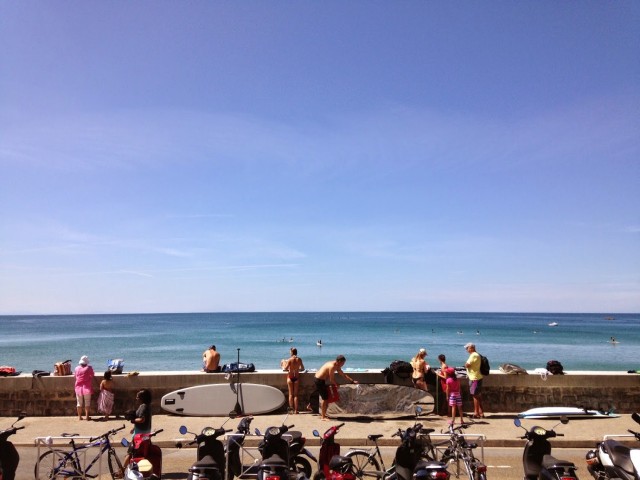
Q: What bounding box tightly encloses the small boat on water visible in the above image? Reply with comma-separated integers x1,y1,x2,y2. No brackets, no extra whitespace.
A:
548,322,559,327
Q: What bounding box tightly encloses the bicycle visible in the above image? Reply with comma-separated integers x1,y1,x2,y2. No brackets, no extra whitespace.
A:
439,424,487,480
345,427,440,480
34,424,127,480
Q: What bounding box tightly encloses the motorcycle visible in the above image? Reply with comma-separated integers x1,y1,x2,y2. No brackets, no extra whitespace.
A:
255,418,316,480
585,411,640,479
514,416,579,479
311,422,346,480
227,416,259,480
178,423,231,480
122,429,164,479
0,414,25,480
390,421,450,480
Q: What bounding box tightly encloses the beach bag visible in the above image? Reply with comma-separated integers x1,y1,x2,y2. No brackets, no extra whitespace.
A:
546,360,564,375
0,366,17,376
221,362,255,373
107,358,124,374
499,363,528,375
54,360,72,376
389,360,413,379
479,355,490,376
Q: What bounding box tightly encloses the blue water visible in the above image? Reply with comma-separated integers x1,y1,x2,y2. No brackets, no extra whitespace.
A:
0,312,638,373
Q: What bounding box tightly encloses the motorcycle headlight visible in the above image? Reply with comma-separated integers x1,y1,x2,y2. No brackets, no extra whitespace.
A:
202,427,216,436
267,426,280,436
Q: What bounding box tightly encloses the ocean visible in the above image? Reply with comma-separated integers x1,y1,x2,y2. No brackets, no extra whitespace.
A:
1,312,638,374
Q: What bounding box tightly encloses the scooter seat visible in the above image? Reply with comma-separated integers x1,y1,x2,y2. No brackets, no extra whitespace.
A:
329,455,353,472
602,439,635,474
259,454,288,468
415,459,446,470
191,454,221,470
541,454,575,469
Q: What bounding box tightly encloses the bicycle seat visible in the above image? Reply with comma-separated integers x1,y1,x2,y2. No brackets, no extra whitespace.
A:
367,434,383,441
61,433,79,437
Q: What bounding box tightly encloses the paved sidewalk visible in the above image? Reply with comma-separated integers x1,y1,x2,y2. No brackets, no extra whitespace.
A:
4,411,637,449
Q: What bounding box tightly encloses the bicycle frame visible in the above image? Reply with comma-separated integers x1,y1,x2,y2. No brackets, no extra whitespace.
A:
35,425,125,480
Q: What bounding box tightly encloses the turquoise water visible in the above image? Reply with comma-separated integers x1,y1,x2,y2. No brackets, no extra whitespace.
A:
0,312,638,373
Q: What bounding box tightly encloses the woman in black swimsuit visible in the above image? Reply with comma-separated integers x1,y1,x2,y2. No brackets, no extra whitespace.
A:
284,347,305,413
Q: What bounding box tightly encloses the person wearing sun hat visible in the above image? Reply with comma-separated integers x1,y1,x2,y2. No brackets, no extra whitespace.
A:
74,355,95,421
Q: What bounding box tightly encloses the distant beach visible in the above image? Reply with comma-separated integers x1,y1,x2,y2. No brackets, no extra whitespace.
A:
1,312,638,374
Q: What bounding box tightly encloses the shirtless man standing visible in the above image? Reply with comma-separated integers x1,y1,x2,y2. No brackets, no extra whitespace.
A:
314,355,358,420
202,345,221,373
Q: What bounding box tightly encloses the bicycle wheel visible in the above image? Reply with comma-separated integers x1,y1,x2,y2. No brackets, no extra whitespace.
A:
345,451,381,480
34,449,77,479
107,447,124,479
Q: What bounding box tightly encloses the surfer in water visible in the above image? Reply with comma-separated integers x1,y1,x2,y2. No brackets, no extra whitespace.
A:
202,345,221,373
283,347,305,414
313,355,358,420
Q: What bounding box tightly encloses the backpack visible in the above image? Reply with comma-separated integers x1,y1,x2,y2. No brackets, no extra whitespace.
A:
54,360,72,376
389,360,413,379
546,360,564,375
108,358,125,374
479,355,490,376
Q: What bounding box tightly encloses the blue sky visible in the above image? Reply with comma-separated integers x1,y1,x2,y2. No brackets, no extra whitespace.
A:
1,2,638,314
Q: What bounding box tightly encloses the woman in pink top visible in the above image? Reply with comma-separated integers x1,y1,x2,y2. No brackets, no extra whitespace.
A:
74,356,95,421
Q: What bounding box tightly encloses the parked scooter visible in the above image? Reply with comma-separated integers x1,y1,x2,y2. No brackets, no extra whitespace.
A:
390,421,450,480
178,423,231,480
585,411,640,479
227,416,258,480
0,414,25,480
514,416,579,479
122,429,164,479
312,422,346,480
255,417,316,480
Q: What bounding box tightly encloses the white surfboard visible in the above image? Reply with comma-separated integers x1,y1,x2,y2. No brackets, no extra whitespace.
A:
161,383,286,416
517,406,620,419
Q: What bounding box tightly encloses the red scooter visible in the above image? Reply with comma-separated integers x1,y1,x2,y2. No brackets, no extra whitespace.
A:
0,414,25,480
122,429,164,479
312,423,348,480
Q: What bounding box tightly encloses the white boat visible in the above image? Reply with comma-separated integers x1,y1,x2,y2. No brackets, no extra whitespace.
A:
548,322,559,327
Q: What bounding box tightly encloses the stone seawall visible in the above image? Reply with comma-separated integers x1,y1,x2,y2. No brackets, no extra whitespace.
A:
1,370,638,417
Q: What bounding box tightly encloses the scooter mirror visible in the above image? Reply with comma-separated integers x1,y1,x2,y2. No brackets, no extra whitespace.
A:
18,412,26,421
312,430,320,437
560,416,569,425
513,418,522,428
254,428,262,436
415,406,423,416
632,412,640,424
121,438,130,447
179,425,188,435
